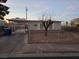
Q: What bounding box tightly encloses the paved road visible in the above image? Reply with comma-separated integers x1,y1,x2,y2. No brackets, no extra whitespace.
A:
16,44,79,54
2,44,79,57
6,44,79,57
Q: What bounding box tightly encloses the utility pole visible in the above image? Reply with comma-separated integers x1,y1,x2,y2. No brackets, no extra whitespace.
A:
25,7,30,43
26,8,28,20
42,14,45,20
49,15,52,20
25,7,28,32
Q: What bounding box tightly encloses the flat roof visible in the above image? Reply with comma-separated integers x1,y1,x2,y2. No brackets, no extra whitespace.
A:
7,19,62,23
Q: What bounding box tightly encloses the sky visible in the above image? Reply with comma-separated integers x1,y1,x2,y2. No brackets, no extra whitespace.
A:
3,0,79,21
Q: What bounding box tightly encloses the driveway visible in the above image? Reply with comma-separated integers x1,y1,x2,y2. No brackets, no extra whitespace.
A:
0,30,27,57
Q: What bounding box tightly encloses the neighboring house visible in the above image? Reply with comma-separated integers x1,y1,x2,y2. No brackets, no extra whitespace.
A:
71,18,79,27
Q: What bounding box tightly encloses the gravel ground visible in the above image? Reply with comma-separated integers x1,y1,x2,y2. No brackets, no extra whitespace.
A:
30,30,79,44
1,30,79,57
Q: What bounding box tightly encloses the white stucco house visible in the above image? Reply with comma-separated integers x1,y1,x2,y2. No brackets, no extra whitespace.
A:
8,19,62,31
27,20,61,30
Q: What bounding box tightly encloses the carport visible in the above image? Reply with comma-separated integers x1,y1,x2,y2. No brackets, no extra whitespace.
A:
7,19,28,33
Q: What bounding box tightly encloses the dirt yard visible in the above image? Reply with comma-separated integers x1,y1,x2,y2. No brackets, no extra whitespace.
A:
29,30,79,44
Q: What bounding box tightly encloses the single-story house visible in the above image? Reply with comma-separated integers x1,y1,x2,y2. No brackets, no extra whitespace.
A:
27,20,61,30
7,19,62,31
71,18,79,27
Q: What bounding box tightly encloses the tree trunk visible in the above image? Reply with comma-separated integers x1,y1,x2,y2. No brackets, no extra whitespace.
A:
45,29,47,36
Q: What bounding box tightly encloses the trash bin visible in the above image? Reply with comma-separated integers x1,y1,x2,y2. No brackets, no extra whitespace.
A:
4,28,12,35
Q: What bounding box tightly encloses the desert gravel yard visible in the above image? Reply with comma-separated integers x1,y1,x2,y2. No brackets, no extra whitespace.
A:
30,30,79,44
1,30,79,57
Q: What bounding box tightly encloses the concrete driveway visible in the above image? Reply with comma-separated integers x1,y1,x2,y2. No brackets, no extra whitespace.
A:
0,30,27,57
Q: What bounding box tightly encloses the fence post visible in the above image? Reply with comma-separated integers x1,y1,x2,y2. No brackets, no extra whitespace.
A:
28,24,31,44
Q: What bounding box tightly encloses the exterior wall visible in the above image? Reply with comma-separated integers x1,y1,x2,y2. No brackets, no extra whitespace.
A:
72,21,79,27
52,22,61,30
40,23,45,30
40,23,52,30
48,25,52,30
28,21,61,30
28,22,41,30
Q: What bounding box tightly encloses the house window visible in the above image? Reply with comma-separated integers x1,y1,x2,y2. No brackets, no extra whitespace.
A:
34,24,38,27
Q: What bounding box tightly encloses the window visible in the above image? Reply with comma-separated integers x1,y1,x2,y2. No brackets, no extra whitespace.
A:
34,24,38,27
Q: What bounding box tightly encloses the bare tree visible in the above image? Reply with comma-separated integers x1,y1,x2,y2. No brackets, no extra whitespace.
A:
42,19,53,36
66,21,68,27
